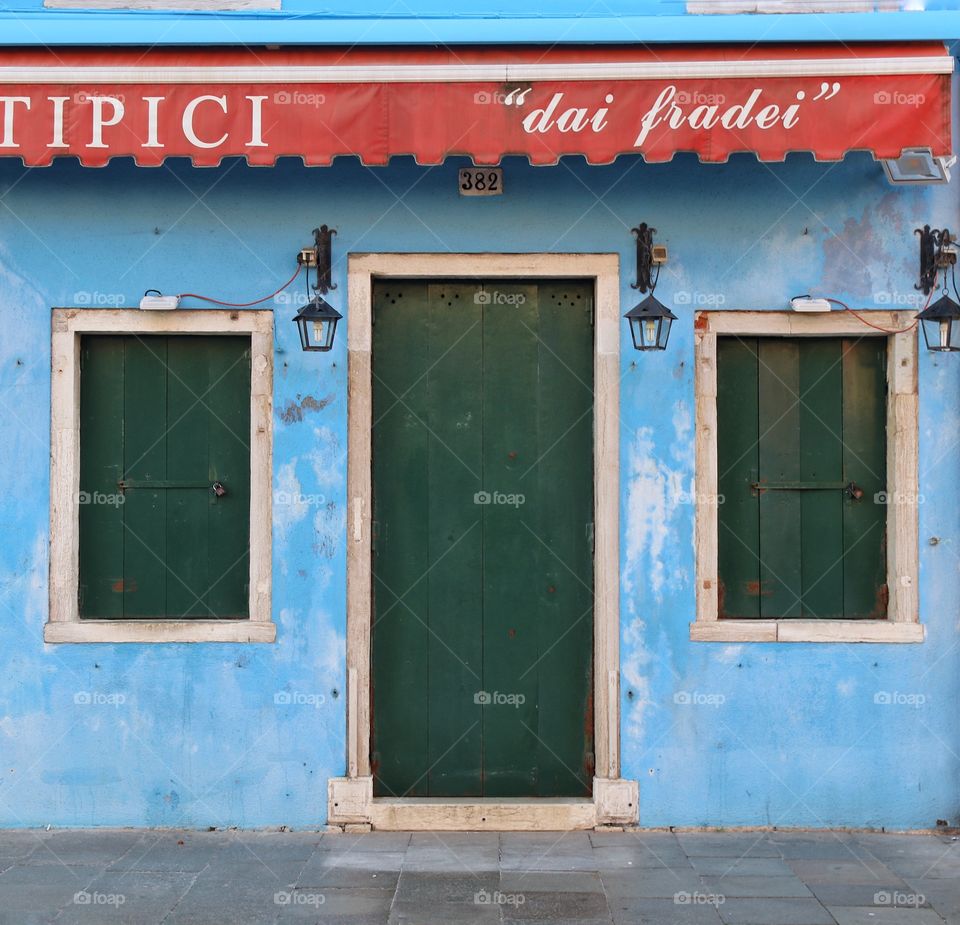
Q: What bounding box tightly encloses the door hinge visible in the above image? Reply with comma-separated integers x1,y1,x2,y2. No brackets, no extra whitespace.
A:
587,521,595,553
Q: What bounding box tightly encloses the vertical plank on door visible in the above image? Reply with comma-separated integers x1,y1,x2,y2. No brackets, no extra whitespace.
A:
533,281,594,797
757,339,802,618
372,283,433,796
425,282,484,796
121,336,169,618
841,338,888,619
481,282,541,797
798,338,844,619
716,338,761,619
78,336,125,618
164,336,212,618
203,337,251,619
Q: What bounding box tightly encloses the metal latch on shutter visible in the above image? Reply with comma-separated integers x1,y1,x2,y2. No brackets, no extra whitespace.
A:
750,479,864,501
118,479,227,497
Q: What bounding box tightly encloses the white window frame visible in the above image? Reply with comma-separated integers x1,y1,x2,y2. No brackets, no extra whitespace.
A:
691,310,922,644
45,308,275,644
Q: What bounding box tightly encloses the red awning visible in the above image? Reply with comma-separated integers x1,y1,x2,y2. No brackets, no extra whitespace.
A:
0,43,951,167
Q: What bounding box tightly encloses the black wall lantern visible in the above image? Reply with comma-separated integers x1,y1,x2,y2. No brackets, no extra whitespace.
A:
293,225,342,352
916,293,960,353
625,293,677,351
625,222,675,351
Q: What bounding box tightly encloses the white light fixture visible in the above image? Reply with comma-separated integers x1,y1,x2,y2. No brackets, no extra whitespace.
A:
139,290,181,311
882,148,956,185
790,296,832,313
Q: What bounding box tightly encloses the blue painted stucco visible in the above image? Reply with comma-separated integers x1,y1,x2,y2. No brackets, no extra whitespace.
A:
0,141,958,829
1,1,960,44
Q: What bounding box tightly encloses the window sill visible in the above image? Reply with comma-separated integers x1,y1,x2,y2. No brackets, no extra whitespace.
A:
690,620,924,643
44,620,276,644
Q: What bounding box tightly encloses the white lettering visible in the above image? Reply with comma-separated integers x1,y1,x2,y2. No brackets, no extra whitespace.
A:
87,96,124,148
142,96,165,148
754,103,782,130
0,97,30,148
47,96,69,148
720,88,763,130
634,86,675,147
245,95,268,147
522,92,563,134
590,93,614,132
182,95,228,149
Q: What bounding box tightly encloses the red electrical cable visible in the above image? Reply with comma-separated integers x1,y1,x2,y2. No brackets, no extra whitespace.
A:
824,283,933,335
179,264,303,308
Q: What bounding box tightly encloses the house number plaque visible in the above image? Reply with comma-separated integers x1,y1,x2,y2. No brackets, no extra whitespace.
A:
458,168,503,196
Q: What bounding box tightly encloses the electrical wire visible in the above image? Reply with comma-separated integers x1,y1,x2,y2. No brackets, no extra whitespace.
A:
823,283,934,335
178,264,303,308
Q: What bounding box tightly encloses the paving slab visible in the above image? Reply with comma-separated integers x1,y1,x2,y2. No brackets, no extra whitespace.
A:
389,898,502,924
716,897,836,925
827,907,947,925
697,875,814,899
677,835,781,858
393,870,500,905
499,870,604,893
29,829,148,868
402,845,500,873
498,889,612,923
106,833,225,873
0,863,102,920
55,870,197,923
805,880,930,908
610,897,725,925
785,857,905,884
317,832,412,852
600,867,706,898
592,843,694,869
275,886,395,920
690,856,797,877
768,834,871,861
0,831,47,861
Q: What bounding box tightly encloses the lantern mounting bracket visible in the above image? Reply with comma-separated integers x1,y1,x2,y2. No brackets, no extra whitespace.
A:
301,224,336,295
915,224,956,295
631,222,666,294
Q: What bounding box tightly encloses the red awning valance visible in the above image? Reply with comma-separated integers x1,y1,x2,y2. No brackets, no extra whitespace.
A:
0,43,952,167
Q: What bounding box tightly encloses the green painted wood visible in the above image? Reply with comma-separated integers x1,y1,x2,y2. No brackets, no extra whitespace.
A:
717,336,887,622
371,279,594,798
530,281,594,797
481,282,542,797
716,338,761,619
798,338,844,619
371,282,433,797
757,339,803,618
164,336,213,618
425,282,483,797
78,335,250,620
120,336,169,619
78,336,125,618
841,338,888,619
203,337,252,619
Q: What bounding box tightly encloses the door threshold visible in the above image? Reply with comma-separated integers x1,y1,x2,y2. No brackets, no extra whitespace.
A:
329,776,637,830
370,797,597,831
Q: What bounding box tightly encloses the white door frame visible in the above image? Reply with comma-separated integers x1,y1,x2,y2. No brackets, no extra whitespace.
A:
328,253,637,830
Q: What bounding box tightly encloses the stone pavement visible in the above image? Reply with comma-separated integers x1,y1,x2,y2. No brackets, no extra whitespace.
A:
0,828,957,924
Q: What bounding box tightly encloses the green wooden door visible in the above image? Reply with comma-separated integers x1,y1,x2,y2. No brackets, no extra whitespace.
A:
79,334,251,620
717,337,887,620
372,280,594,798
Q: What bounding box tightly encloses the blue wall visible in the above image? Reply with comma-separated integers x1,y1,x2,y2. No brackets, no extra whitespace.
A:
0,151,957,828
